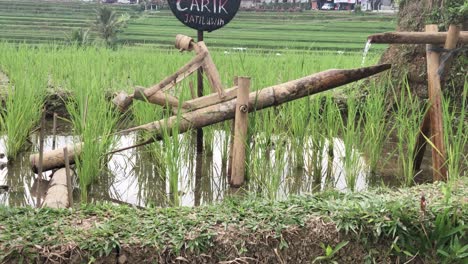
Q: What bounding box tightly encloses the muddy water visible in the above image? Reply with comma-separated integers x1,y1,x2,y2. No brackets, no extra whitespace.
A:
0,122,433,208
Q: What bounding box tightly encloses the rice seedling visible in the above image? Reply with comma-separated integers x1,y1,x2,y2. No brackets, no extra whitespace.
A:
339,90,363,192
361,78,391,175
393,79,426,186
0,46,47,158
65,67,120,201
304,96,326,189
442,79,468,180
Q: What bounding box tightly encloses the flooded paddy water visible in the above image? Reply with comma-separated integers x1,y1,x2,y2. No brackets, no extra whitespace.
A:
0,118,435,208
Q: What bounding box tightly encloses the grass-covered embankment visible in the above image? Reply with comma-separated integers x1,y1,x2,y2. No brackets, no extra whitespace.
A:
1,179,466,263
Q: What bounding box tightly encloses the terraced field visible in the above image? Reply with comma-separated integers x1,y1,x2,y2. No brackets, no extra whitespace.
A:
0,0,396,51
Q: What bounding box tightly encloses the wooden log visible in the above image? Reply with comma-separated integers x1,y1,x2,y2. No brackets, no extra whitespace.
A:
197,42,226,98
42,168,74,209
30,64,391,171
121,64,391,135
230,77,250,187
368,31,468,44
134,86,192,109
112,91,134,113
133,52,206,101
30,144,82,173
425,24,447,181
185,86,238,111
414,25,461,173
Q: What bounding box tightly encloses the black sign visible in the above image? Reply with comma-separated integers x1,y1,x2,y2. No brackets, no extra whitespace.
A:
168,0,240,32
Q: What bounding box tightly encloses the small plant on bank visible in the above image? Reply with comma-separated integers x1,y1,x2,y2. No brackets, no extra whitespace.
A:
312,241,349,264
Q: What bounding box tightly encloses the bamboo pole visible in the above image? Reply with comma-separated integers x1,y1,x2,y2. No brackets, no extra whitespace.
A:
227,77,239,181
52,113,58,150
425,24,447,181
29,64,391,172
414,25,461,173
368,31,468,44
30,143,82,173
230,77,250,187
35,110,46,208
41,168,74,209
64,147,73,207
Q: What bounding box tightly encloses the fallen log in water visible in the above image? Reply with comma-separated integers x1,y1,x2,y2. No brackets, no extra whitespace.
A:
368,31,468,44
30,64,391,172
41,168,74,208
31,144,81,174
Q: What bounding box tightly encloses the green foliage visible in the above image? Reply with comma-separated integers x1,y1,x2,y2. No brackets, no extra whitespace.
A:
0,45,46,159
313,241,349,264
93,5,129,47
68,28,90,46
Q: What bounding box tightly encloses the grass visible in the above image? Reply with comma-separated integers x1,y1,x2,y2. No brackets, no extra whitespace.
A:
0,178,466,263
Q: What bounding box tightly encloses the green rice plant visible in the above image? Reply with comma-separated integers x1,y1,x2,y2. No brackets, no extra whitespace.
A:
393,79,425,186
288,99,310,169
304,96,326,189
442,79,468,180
160,108,183,206
339,91,362,192
361,79,391,175
65,73,120,201
0,59,46,158
322,95,342,188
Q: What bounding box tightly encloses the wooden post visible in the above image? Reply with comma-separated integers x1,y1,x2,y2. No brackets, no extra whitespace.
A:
64,147,73,207
227,77,238,181
197,30,204,154
35,110,46,208
425,24,447,181
52,113,57,150
414,24,461,173
230,77,250,187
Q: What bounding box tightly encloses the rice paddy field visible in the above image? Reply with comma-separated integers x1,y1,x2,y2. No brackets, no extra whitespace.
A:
0,0,465,207
0,0,396,52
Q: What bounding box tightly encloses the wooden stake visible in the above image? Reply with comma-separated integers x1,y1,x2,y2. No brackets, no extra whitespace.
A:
52,113,57,150
230,77,250,187
414,25,461,173
227,77,238,181
197,42,226,98
35,109,46,208
64,147,73,208
425,24,447,181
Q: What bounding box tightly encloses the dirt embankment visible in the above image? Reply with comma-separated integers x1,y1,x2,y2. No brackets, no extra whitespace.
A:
1,180,466,263
379,0,467,102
